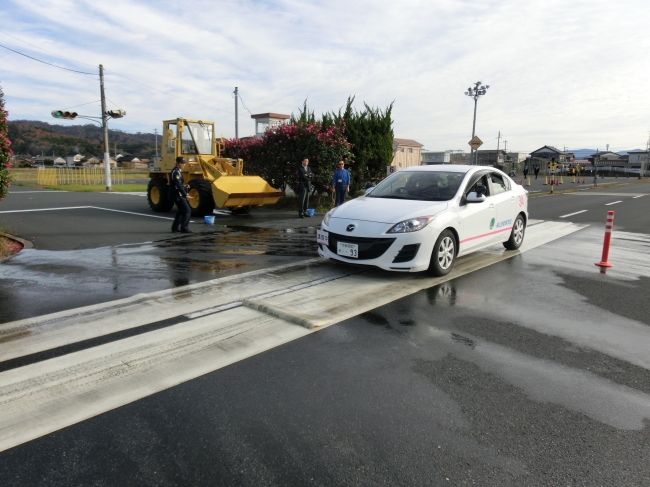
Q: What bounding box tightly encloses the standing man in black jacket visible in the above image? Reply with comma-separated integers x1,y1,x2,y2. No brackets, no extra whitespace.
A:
297,157,314,218
169,156,193,233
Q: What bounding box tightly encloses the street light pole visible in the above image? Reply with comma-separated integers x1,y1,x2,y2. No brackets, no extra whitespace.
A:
464,81,489,165
99,64,111,191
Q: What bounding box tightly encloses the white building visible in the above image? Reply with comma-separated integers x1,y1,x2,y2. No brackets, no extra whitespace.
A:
421,151,451,164
250,113,290,138
628,150,648,168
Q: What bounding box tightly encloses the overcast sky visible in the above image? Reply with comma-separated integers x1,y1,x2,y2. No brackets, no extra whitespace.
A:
1,0,649,153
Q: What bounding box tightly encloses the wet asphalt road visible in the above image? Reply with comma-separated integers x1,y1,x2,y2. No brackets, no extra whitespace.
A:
1,183,649,486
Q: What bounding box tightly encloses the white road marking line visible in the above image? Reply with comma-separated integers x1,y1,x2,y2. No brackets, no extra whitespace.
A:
8,191,69,193
0,205,191,222
567,192,647,197
632,195,644,199
0,222,587,453
560,210,588,218
102,192,147,196
0,206,91,213
605,201,622,206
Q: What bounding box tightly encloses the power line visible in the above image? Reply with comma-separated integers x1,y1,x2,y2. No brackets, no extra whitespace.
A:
0,44,96,75
236,91,253,116
0,30,234,115
105,96,122,110
62,100,101,110
0,30,96,68
104,69,234,114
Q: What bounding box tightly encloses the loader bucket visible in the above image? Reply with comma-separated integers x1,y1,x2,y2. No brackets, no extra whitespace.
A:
211,175,284,208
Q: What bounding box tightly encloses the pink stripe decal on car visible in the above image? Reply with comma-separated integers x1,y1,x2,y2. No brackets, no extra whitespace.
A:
459,227,512,244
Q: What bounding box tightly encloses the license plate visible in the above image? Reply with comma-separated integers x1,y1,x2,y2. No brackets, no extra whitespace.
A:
317,229,329,245
337,241,359,258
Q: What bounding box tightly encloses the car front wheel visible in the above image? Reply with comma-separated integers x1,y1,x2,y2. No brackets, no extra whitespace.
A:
427,229,456,277
503,214,526,250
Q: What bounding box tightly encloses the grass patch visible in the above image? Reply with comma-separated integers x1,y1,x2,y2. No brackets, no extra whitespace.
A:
12,181,147,192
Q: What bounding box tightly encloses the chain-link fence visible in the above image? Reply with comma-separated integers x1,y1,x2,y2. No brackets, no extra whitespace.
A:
37,167,125,186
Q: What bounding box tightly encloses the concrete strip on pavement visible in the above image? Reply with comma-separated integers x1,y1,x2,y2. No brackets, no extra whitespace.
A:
0,221,586,453
0,258,333,362
244,221,587,329
565,192,647,197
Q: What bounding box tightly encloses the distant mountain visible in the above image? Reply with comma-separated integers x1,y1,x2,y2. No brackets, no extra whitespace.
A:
7,120,157,158
567,149,596,159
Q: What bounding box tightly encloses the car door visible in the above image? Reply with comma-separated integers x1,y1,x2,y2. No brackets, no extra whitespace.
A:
458,173,498,254
488,172,517,241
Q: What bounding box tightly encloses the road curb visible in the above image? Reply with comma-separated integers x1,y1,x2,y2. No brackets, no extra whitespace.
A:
0,232,33,263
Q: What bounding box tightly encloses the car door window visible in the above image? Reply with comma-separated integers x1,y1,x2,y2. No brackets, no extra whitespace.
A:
489,173,509,195
466,174,490,196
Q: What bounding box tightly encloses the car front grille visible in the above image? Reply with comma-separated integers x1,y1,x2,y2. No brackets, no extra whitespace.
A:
392,244,421,263
327,232,396,260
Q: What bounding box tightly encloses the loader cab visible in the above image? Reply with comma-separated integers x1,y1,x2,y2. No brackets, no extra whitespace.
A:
157,118,217,173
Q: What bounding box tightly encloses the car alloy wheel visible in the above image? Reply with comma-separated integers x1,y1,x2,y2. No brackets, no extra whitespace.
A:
503,214,526,250
428,229,456,276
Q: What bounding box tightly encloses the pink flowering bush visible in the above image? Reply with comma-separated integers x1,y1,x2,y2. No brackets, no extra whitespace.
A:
0,86,12,201
224,107,353,196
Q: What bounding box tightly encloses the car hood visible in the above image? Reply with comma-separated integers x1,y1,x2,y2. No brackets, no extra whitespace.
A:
330,197,448,224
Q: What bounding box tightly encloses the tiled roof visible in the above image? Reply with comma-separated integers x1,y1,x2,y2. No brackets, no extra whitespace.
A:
394,138,423,147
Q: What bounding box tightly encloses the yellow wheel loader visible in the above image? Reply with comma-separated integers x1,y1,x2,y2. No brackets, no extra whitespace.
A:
147,118,284,216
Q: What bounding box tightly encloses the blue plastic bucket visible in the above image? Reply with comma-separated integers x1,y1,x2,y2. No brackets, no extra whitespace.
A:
306,208,315,217
204,215,215,224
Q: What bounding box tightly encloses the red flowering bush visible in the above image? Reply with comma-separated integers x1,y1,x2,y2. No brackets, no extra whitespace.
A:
0,86,12,201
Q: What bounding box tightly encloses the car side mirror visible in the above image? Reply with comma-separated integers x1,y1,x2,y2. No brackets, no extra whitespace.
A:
466,192,486,203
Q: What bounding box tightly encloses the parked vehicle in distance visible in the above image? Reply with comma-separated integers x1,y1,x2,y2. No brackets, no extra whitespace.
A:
317,165,528,276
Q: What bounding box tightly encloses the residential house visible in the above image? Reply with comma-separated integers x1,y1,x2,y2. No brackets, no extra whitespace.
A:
588,151,624,167
628,150,649,169
392,138,424,169
530,146,570,163
64,150,84,167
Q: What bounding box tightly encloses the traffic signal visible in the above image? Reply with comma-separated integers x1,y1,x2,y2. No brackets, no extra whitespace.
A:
51,110,78,120
106,109,126,118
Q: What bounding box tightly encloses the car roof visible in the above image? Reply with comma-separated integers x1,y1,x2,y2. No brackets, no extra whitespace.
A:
400,165,492,174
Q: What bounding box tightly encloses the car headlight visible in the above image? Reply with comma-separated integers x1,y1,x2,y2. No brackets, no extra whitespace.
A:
387,216,435,233
323,209,335,226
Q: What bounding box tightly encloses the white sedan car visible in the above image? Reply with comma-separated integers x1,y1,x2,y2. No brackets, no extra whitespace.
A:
317,165,528,276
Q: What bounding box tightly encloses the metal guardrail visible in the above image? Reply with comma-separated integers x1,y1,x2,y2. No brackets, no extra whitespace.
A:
37,167,125,186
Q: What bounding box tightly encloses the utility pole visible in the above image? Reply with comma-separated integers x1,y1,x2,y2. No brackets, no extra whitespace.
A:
99,64,111,190
154,128,159,159
642,133,649,179
495,131,501,166
234,87,239,139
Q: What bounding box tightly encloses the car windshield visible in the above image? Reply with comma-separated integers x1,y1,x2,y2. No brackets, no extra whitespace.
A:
368,171,466,201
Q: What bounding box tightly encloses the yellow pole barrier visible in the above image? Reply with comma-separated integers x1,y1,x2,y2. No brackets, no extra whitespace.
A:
526,176,531,186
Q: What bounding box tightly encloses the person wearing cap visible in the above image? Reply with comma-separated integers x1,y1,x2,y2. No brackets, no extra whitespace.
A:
332,160,350,206
169,156,193,233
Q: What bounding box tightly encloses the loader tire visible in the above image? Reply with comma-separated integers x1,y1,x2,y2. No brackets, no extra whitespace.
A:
231,206,252,215
188,179,215,217
147,178,174,212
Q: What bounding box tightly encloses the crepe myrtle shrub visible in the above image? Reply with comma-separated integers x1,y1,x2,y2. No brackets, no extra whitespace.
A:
0,86,12,201
224,110,353,197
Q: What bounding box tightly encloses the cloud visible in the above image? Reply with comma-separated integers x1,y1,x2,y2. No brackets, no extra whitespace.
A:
1,0,649,152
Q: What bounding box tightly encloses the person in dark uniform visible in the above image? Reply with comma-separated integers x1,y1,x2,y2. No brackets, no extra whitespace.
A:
297,157,314,218
534,164,540,180
169,156,193,233
332,160,351,206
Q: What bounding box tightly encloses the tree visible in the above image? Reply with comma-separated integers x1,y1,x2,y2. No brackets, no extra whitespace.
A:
333,96,394,189
0,86,12,201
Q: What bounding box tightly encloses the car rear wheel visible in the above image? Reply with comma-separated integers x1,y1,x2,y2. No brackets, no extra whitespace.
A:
427,229,456,277
503,214,526,250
